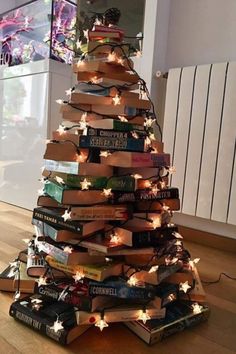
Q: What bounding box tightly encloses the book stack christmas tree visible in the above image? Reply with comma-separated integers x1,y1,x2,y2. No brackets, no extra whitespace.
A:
6,8,209,346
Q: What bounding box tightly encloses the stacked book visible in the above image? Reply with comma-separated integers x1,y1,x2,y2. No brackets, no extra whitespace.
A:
5,20,209,346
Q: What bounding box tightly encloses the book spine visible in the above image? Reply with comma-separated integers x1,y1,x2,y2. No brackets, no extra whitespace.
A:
35,285,92,311
87,127,143,139
113,120,144,132
106,176,136,192
70,206,130,221
111,188,179,203
66,175,107,189
88,282,155,300
9,303,68,344
79,135,145,152
33,208,82,233
44,182,64,204
44,159,78,174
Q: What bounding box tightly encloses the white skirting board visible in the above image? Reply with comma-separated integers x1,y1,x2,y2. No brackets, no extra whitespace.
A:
163,61,236,236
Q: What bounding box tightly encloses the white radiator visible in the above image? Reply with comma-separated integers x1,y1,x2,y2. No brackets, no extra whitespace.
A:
163,62,236,226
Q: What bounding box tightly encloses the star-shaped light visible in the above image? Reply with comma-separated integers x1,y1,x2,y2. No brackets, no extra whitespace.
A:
76,40,82,50
56,125,65,135
55,176,64,185
149,133,156,141
31,298,43,311
179,281,191,293
108,52,117,62
37,276,48,286
169,166,176,174
37,188,44,196
135,50,142,58
55,99,65,105
9,261,19,268
148,265,159,273
94,17,102,26
91,76,99,84
50,319,64,333
102,188,112,198
100,151,111,158
131,131,139,139
138,310,151,324
189,257,200,268
31,298,43,304
110,232,120,244
174,240,182,246
159,181,166,189
73,271,84,282
112,94,121,105
192,303,203,314
151,216,161,229
145,136,151,147
62,210,71,221
117,58,125,66
14,291,21,301
79,114,88,130
95,318,109,331
8,267,18,278
131,174,143,179
118,115,128,122
144,117,155,128
63,246,73,254
162,205,170,212
172,231,183,239
127,275,137,286
80,178,91,190
83,29,89,41
65,88,72,96
151,184,159,194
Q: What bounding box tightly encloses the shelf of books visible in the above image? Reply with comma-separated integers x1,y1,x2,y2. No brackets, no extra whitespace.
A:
1,8,209,346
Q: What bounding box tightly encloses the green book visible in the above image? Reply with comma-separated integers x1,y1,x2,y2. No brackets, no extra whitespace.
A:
106,176,137,192
65,175,108,189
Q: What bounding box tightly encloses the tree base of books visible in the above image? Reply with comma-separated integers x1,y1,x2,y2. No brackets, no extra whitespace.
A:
2,13,209,346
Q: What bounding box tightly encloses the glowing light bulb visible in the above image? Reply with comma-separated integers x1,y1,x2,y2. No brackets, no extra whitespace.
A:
73,271,84,282
55,176,64,185
112,94,121,105
95,317,109,331
136,50,142,58
144,180,152,188
65,88,72,96
191,303,203,314
62,210,71,221
37,276,48,286
159,181,166,189
151,184,159,194
80,178,91,190
102,188,112,198
148,265,159,273
169,166,176,174
91,76,99,84
179,281,191,293
138,309,151,324
63,246,73,254
56,125,65,135
110,232,120,244
118,115,128,122
50,319,64,333
117,57,124,65
131,131,139,139
151,216,161,229
127,275,137,286
149,133,156,141
108,52,117,62
55,99,65,105
37,188,44,196
144,117,155,127
131,174,143,179
100,151,111,158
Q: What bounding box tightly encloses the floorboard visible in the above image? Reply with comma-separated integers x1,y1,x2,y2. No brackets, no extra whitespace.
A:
0,202,235,354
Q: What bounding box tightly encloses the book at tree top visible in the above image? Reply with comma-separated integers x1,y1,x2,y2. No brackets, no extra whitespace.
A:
6,6,209,346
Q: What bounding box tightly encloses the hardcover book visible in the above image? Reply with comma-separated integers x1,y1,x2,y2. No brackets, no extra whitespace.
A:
44,160,113,176
111,188,179,203
100,151,170,168
79,134,145,152
124,301,210,345
70,204,130,221
43,181,108,205
88,118,144,131
43,141,88,162
9,294,90,344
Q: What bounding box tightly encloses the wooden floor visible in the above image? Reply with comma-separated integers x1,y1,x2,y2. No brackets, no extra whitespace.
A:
0,202,236,354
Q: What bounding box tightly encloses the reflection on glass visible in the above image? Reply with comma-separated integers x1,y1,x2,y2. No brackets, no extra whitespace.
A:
0,73,48,209
78,0,145,51
0,0,77,65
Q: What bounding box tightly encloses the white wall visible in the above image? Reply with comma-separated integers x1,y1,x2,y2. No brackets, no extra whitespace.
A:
166,0,236,69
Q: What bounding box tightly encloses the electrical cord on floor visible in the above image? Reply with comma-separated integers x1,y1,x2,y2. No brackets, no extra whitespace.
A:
201,272,236,285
